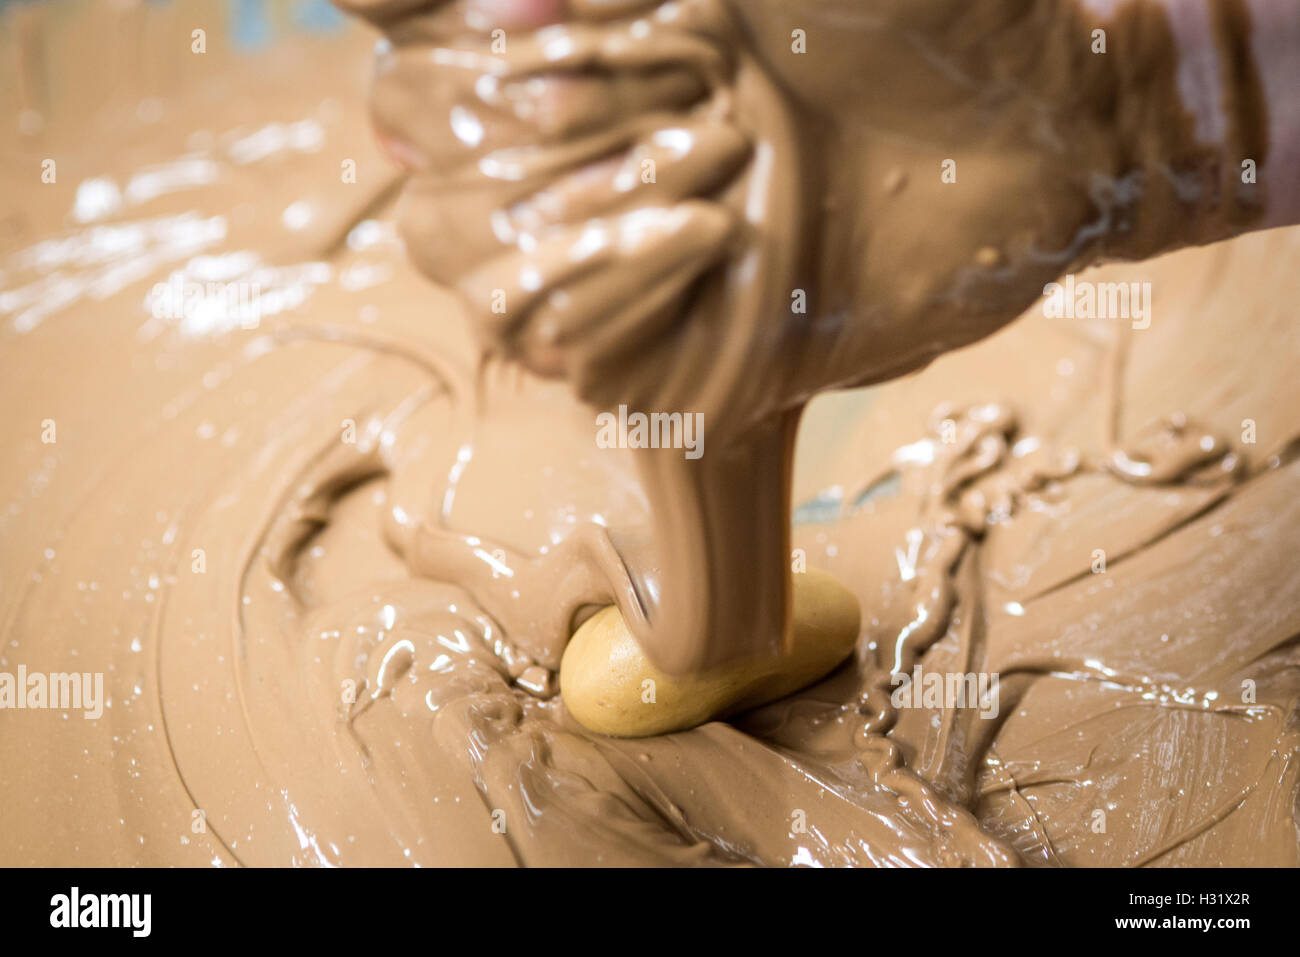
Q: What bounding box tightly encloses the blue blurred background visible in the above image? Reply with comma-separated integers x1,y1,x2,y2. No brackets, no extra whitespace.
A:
0,0,347,49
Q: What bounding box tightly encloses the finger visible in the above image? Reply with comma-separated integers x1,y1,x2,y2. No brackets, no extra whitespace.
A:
521,208,729,376
392,117,663,286
455,200,732,346
392,117,660,286
395,112,745,300
368,41,708,172
503,119,749,239
396,176,529,287
500,68,706,141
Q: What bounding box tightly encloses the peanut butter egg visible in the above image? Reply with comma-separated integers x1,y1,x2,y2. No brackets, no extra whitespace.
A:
560,567,860,737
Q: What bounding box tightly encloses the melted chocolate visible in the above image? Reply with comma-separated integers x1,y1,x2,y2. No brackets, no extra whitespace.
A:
0,0,1296,866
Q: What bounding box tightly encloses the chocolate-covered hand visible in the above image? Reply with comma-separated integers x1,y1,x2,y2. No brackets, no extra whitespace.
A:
342,0,1298,428
344,0,803,432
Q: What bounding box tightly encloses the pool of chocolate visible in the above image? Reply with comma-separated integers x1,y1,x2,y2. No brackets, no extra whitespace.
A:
1,0,1296,866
